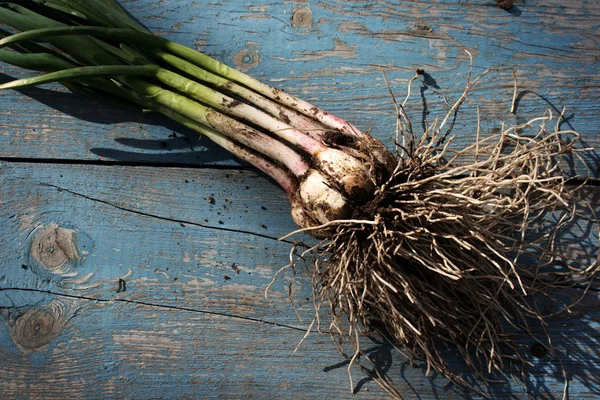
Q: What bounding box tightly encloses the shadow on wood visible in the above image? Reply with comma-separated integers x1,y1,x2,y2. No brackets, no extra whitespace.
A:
0,73,235,166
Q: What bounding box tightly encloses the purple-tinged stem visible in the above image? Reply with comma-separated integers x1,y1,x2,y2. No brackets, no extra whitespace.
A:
156,105,298,194
129,80,312,178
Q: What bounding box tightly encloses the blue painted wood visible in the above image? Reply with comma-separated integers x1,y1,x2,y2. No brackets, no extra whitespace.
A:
0,0,599,399
0,163,599,399
0,0,598,175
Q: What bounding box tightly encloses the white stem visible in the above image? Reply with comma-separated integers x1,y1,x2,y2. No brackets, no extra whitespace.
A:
133,81,312,177
156,105,298,194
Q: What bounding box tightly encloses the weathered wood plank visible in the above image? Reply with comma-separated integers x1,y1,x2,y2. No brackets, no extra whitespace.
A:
1,0,599,398
1,162,599,399
0,0,598,176
0,162,309,321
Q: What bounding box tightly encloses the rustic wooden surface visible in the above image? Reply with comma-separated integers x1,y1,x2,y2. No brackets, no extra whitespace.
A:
1,0,599,398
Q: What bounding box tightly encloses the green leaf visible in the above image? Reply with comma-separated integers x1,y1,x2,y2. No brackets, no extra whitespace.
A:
32,1,88,20
0,4,124,66
0,48,76,71
0,64,159,90
0,61,155,110
32,0,149,32
61,80,149,112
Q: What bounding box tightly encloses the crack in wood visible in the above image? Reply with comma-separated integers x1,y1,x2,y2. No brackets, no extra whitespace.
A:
0,287,318,333
39,183,306,246
0,156,253,170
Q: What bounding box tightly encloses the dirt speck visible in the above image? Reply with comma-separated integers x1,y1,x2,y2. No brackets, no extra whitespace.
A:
225,99,241,109
231,263,239,275
279,110,291,124
414,25,432,32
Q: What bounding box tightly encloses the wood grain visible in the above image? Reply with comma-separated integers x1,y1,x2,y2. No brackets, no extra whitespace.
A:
0,0,598,176
1,163,599,399
0,0,599,399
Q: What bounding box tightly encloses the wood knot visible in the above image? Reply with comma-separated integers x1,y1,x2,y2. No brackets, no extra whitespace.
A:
30,224,80,273
9,301,69,351
292,7,312,28
233,49,260,72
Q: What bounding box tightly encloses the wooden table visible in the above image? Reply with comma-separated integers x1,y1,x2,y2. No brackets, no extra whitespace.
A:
1,1,599,398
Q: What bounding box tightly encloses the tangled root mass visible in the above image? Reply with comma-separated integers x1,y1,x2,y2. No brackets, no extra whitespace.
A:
301,70,599,397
